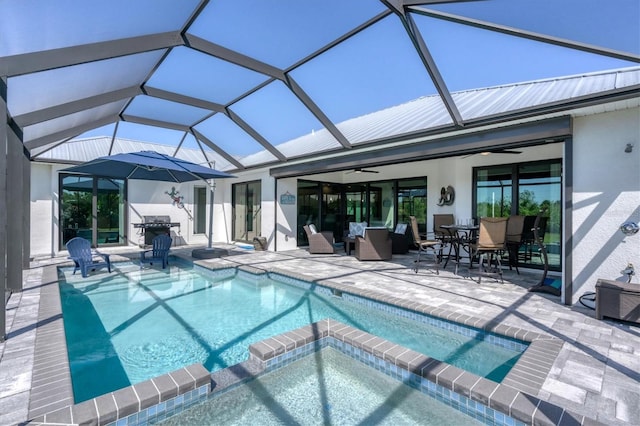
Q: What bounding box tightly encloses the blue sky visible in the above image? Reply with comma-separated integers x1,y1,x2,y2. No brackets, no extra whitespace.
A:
7,0,635,157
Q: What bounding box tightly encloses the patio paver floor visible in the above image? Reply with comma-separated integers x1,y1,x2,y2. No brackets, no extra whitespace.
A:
1,245,638,425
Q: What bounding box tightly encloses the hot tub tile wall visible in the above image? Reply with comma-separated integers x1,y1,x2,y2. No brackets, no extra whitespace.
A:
266,268,566,400
243,319,598,426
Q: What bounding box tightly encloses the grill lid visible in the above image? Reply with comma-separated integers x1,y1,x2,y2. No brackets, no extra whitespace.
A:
142,215,171,223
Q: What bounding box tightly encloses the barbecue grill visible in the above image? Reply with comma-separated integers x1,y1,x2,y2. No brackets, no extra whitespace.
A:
133,215,180,246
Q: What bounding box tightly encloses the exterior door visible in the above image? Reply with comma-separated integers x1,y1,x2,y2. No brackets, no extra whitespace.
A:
60,175,126,248
473,160,562,271
232,181,261,242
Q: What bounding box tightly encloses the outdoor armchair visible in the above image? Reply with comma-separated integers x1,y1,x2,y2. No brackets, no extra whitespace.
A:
140,234,173,269
66,237,112,278
355,227,392,261
303,224,335,254
390,222,411,254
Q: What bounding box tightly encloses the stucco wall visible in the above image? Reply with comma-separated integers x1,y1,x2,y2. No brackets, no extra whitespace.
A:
274,177,299,251
29,166,233,256
571,107,640,299
30,163,55,257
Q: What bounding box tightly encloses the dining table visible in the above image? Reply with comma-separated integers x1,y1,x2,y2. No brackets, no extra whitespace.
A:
440,223,479,272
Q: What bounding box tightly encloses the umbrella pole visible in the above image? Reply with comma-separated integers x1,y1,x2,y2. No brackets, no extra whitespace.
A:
192,179,227,259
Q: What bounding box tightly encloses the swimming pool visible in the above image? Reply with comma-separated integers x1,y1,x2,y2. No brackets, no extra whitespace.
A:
157,348,484,426
59,261,525,402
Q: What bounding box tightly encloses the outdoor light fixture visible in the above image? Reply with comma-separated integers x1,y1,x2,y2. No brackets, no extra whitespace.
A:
621,263,636,282
620,221,639,236
625,143,634,153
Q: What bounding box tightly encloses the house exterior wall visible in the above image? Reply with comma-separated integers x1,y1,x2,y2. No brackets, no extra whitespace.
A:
30,163,55,257
28,107,640,307
571,107,640,299
29,166,233,256
275,177,299,251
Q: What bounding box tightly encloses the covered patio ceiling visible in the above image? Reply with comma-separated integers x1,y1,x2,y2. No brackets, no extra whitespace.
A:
1,0,639,173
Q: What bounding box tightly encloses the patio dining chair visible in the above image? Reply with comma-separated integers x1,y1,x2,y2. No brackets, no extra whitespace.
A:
140,234,173,269
433,213,455,265
66,237,112,278
471,217,508,283
409,216,440,274
505,215,525,274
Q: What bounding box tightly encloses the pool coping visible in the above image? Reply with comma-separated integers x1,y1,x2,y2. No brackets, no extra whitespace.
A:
26,261,599,425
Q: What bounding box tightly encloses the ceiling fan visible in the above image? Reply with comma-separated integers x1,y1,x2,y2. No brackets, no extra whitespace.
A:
345,168,379,174
462,149,522,159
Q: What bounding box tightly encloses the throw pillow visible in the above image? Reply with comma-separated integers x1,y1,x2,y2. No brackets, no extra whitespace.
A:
394,223,408,234
348,221,367,237
308,224,317,234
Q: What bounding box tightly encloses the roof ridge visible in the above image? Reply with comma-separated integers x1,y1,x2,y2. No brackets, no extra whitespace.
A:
337,66,640,124
453,66,640,94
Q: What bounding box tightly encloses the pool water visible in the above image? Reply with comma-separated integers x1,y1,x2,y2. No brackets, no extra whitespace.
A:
60,262,523,402
157,348,483,426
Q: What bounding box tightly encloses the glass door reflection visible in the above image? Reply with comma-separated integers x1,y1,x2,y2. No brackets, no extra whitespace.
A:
96,178,125,245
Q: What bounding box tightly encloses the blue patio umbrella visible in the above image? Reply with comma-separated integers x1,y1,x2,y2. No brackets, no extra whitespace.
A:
63,151,234,249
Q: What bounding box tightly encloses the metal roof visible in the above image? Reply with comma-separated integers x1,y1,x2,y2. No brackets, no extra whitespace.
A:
35,66,640,170
2,0,639,172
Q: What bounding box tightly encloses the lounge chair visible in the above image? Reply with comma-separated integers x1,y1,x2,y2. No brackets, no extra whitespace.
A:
140,234,173,269
303,224,335,254
355,227,392,261
66,237,112,278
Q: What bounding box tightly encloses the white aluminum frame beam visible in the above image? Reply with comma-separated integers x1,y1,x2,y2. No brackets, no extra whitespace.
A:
0,32,184,77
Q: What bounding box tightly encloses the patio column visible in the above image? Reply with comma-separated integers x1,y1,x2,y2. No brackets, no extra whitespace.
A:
563,137,573,306
1,77,7,341
6,116,24,294
22,146,30,269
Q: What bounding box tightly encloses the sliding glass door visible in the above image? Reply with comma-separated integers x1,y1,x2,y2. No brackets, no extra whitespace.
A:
473,160,562,270
475,166,513,218
397,178,427,233
232,181,261,242
60,175,126,249
296,177,428,246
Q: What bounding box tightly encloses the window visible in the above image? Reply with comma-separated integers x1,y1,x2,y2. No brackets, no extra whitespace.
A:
194,187,207,234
